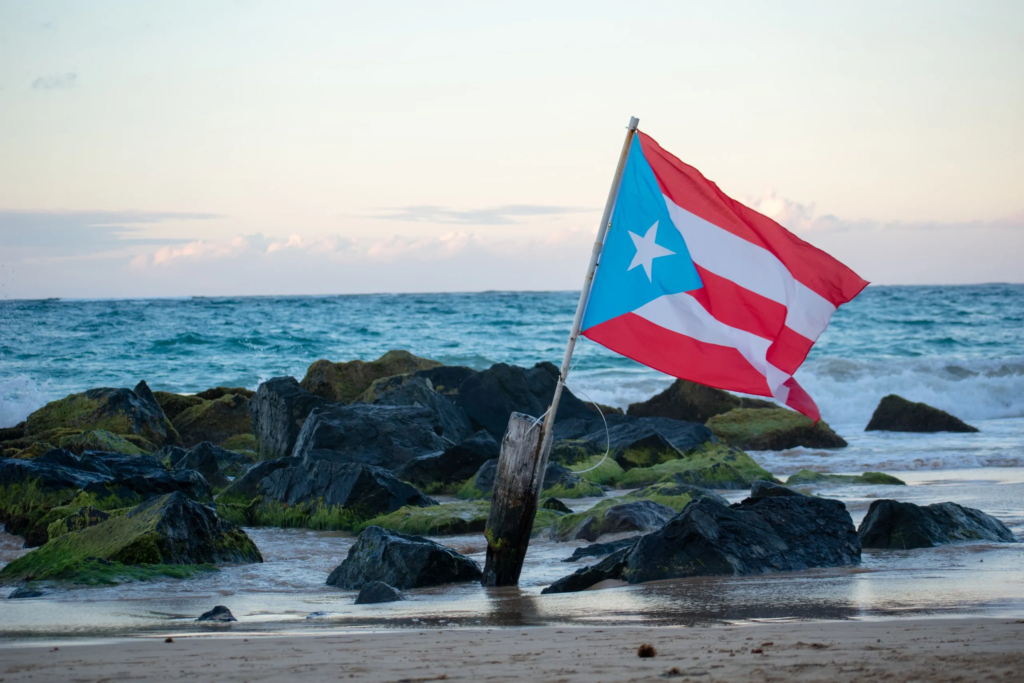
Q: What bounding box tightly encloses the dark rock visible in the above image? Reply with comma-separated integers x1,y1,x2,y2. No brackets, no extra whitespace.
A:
155,445,189,467
467,459,601,499
0,422,27,443
373,377,472,443
785,470,906,486
326,526,482,590
749,480,803,498
858,500,1015,549
25,381,178,448
414,366,478,397
57,430,147,456
666,462,752,490
8,586,45,599
173,442,230,488
601,500,676,535
215,456,296,503
197,605,237,622
77,451,213,504
0,492,262,583
455,362,597,438
172,393,253,448
395,430,499,490
301,350,442,404
259,460,436,517
707,408,847,450
865,395,978,433
354,580,405,604
291,403,449,471
196,387,255,401
248,377,331,461
153,392,206,421
627,379,775,423
562,537,638,562
554,415,714,470
543,492,860,593
542,498,573,514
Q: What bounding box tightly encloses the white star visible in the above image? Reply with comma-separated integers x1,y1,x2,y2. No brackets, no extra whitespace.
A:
627,221,675,281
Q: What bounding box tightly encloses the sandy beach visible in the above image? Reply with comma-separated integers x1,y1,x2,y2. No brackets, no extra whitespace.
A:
1,618,1021,682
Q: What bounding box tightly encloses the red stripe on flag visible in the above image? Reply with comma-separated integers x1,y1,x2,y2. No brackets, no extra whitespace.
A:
583,312,771,396
637,131,869,308
689,264,787,341
781,377,820,422
766,325,816,376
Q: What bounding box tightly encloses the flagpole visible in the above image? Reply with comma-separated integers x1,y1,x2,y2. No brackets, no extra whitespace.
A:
535,115,639,470
480,116,638,587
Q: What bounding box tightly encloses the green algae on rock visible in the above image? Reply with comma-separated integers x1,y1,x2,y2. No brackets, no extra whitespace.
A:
153,392,206,421
300,350,442,404
627,378,775,424
785,470,906,486
616,443,773,489
707,407,848,450
0,491,261,584
359,500,561,537
172,393,253,448
217,496,366,531
58,430,147,456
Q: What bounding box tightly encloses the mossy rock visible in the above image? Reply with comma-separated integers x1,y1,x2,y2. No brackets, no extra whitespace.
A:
219,433,257,454
456,460,603,501
153,392,206,421
865,394,978,433
46,506,113,541
0,492,261,584
568,454,626,486
627,379,775,423
785,470,906,486
196,386,255,401
361,500,560,537
218,496,366,531
58,430,148,456
707,408,848,450
171,394,253,448
300,350,442,404
26,383,179,448
616,443,772,489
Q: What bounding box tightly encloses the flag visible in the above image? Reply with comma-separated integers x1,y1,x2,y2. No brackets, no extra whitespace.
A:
581,131,868,421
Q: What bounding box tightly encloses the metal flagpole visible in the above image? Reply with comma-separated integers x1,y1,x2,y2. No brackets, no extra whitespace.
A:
533,115,639,476
480,116,639,587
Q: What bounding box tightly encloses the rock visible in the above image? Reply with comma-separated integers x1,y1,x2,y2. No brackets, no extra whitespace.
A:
373,377,472,444
749,480,803,498
0,422,27,443
24,381,179,448
786,470,906,486
562,537,638,562
615,443,773,489
220,434,257,454
858,500,1015,549
215,456,296,504
58,430,147,455
601,500,676,535
208,445,255,477
706,408,847,450
554,415,714,471
153,392,206,421
172,393,253,449
248,377,331,461
8,586,45,599
0,449,212,546
865,395,978,433
326,526,482,590
541,497,572,514
454,362,597,438
354,581,405,604
196,387,254,401
543,488,860,593
395,431,498,492
461,459,603,500
627,379,775,423
301,350,442,404
46,506,110,540
155,445,189,467
172,442,230,488
258,460,436,518
551,483,727,542
291,403,450,471
0,492,262,583
359,500,490,536
355,366,478,404
197,605,237,622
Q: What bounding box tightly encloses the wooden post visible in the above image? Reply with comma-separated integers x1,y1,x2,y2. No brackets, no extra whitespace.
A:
482,116,640,587
481,413,545,587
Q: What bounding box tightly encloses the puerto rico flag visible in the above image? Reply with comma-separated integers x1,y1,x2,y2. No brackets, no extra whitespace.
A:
581,131,868,421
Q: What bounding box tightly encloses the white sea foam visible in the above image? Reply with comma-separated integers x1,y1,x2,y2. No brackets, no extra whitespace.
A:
0,375,51,428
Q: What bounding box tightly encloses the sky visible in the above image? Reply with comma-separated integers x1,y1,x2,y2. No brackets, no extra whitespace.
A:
1,0,1022,299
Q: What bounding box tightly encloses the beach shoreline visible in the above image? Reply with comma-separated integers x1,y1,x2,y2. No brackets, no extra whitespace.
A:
1,617,1020,682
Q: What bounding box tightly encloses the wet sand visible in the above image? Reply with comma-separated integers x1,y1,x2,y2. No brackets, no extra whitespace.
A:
1,618,1020,682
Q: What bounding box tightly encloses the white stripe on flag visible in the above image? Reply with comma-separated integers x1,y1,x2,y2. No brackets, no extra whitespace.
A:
663,196,837,341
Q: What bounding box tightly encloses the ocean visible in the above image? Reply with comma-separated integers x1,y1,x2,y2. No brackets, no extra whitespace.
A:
1,284,1023,636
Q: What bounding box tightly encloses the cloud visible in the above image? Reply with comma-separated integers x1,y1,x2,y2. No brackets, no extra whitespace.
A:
31,73,77,90
0,210,220,256
373,204,587,225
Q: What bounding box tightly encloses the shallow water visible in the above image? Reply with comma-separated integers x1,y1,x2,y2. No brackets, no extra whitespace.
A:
2,469,1021,640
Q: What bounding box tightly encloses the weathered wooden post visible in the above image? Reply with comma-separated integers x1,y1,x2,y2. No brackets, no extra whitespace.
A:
482,116,640,587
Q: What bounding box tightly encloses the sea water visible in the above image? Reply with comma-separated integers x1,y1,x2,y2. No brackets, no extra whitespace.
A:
1,284,1022,637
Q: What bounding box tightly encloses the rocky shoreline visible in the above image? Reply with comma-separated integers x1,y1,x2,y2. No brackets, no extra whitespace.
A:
1,349,1010,601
